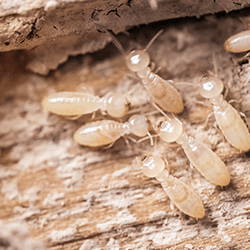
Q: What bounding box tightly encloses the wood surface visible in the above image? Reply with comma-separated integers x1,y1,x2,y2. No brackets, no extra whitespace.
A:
1,9,250,250
1,0,250,74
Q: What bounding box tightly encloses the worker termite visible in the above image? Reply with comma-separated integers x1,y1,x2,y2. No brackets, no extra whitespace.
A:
139,155,205,219
198,73,250,151
140,105,230,186
42,91,130,118
224,30,250,53
111,30,184,113
158,116,230,186
74,114,150,147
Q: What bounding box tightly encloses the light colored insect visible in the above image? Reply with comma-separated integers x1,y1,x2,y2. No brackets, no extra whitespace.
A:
74,114,150,147
140,155,205,218
224,30,250,53
198,74,250,151
155,113,230,186
138,104,230,186
112,30,184,113
42,91,130,118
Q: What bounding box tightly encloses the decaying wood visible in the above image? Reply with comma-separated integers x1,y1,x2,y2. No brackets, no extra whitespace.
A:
1,9,250,250
0,221,46,250
1,0,250,74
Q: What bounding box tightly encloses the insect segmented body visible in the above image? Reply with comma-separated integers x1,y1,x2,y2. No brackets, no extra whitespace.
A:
74,114,149,147
42,91,130,118
111,30,184,114
140,155,205,218
224,30,250,53
125,49,184,114
156,115,230,186
199,74,250,152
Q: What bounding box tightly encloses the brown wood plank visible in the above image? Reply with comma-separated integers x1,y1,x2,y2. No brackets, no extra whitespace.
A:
1,11,250,249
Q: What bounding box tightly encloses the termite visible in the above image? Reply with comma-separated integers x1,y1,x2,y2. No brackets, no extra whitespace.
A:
74,114,150,147
140,155,205,218
140,105,230,186
158,116,230,186
224,30,250,53
111,30,184,113
198,73,250,151
42,91,130,118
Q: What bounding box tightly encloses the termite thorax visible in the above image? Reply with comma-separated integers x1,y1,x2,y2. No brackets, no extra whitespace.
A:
210,94,228,112
175,132,190,148
137,66,151,79
137,67,158,89
121,122,131,136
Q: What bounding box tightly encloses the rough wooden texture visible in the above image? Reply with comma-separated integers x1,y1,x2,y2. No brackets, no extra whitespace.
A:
1,0,250,74
0,221,47,250
1,10,250,250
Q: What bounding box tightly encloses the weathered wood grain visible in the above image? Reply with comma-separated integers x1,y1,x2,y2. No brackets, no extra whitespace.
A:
1,0,250,74
1,11,250,250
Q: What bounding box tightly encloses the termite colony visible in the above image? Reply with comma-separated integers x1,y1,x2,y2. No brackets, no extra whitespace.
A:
42,28,250,219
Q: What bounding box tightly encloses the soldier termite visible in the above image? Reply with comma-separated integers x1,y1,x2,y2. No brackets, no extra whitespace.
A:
139,104,230,186
74,114,151,147
139,155,205,219
42,91,130,119
198,73,250,152
111,30,184,114
224,30,250,53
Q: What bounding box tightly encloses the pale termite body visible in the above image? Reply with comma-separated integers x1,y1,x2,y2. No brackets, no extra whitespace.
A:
42,91,130,118
74,115,149,147
140,155,205,218
199,74,250,151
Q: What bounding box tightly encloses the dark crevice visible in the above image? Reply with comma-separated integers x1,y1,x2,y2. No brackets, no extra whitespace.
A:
233,1,242,5
0,239,10,248
106,9,121,18
127,0,132,8
90,9,103,21
27,19,38,40
97,29,106,33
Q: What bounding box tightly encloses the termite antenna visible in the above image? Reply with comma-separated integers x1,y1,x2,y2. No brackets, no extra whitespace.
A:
137,134,159,144
144,109,161,116
108,31,125,55
124,82,141,97
151,102,170,119
173,81,194,87
153,132,157,154
170,113,182,125
144,29,163,52
212,53,218,77
147,131,154,146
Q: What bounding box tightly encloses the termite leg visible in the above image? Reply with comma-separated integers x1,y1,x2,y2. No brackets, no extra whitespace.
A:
65,114,83,120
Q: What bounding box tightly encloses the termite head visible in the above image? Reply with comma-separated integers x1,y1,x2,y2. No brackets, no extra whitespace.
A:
199,74,224,99
128,114,149,137
140,155,165,178
125,50,150,72
106,93,130,118
156,117,183,143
